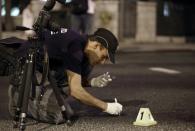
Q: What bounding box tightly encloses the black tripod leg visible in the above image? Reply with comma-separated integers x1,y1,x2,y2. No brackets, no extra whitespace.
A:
48,71,75,126
13,61,28,128
19,54,34,131
31,58,37,100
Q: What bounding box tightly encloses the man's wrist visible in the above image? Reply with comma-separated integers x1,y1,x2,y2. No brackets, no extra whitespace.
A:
102,102,107,111
90,78,96,87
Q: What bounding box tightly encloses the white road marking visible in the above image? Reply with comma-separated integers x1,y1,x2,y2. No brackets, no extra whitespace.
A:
149,67,181,74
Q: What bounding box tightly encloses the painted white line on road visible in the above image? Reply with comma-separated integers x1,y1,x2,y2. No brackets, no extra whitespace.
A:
149,67,181,74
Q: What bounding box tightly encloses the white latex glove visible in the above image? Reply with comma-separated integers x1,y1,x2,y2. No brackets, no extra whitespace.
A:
105,98,123,115
90,72,113,88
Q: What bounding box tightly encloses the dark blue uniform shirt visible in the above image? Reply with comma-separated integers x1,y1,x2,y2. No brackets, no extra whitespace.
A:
42,28,92,86
44,29,90,72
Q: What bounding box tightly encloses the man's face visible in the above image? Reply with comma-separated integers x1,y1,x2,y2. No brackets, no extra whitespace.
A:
86,41,109,66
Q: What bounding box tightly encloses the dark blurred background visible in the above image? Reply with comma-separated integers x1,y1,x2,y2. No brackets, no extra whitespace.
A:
1,0,195,43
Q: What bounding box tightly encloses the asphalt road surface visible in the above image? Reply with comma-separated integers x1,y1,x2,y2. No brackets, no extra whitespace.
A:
0,51,195,131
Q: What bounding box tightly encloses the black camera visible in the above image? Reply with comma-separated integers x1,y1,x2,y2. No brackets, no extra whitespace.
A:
33,0,71,35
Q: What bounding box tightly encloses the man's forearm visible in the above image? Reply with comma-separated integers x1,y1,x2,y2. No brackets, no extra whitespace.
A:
67,70,107,111
70,86,107,111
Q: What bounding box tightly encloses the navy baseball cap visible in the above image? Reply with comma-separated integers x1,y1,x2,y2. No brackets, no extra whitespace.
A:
94,28,119,63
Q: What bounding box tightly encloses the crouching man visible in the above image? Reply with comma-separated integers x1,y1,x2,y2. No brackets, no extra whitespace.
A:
8,28,123,124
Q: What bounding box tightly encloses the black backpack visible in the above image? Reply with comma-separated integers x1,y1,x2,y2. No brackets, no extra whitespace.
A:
0,37,26,76
71,0,88,15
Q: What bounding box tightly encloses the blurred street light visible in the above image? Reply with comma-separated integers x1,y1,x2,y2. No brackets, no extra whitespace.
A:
163,2,170,17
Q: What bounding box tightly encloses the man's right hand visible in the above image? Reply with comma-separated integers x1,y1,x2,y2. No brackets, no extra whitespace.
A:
105,98,123,115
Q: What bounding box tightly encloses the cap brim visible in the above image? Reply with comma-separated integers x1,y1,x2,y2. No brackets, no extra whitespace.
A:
108,50,115,64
